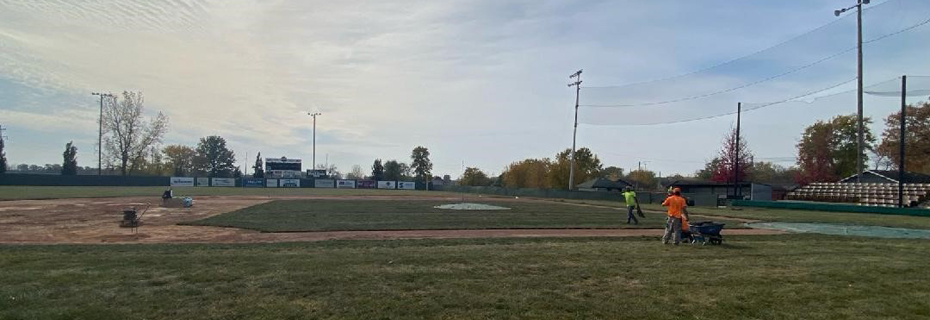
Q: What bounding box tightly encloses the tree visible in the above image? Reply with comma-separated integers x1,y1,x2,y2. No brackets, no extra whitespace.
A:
696,158,722,180
876,102,930,174
371,159,385,181
750,161,798,184
626,169,658,190
710,128,753,183
600,166,624,181
233,167,242,178
460,167,491,186
194,136,236,177
316,164,341,179
549,148,603,189
62,141,78,175
383,160,403,181
252,153,264,178
347,165,366,180
0,136,7,174
410,146,433,182
102,91,169,176
163,145,195,176
501,158,551,188
796,114,875,183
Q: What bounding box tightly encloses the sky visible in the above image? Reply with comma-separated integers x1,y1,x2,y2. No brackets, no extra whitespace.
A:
1,0,930,178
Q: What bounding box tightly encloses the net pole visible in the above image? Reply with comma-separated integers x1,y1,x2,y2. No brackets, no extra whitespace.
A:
899,75,907,207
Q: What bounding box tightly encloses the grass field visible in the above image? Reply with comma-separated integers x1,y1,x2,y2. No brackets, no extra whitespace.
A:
0,186,449,200
185,199,713,231
2,235,929,320
558,199,930,230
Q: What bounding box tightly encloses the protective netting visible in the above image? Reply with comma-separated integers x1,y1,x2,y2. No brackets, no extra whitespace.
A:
577,0,930,126
748,222,930,239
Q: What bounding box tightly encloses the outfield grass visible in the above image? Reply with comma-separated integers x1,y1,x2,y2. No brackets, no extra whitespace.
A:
185,199,695,231
0,186,450,200
1,235,928,319
558,199,930,230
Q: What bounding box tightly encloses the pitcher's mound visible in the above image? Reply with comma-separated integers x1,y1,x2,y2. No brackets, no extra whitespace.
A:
434,203,511,211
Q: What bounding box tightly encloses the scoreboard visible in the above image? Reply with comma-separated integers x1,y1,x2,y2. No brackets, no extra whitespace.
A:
265,157,302,178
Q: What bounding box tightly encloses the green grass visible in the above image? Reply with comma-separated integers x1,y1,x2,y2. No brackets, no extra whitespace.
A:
2,235,929,319
185,199,706,231
0,186,450,200
557,199,930,230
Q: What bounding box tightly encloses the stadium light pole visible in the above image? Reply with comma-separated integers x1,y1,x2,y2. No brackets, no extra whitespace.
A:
835,0,869,183
91,92,114,176
567,69,583,191
308,112,322,170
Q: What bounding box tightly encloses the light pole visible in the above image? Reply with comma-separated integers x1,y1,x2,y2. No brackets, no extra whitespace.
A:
91,92,114,176
567,69,582,190
307,112,321,170
835,0,869,182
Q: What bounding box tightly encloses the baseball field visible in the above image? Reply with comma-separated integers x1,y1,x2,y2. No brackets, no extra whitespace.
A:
1,186,929,319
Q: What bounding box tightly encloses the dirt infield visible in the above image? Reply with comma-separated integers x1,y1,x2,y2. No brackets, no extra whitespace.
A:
0,195,781,244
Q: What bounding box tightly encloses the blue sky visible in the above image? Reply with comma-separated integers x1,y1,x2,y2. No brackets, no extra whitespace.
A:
1,0,929,178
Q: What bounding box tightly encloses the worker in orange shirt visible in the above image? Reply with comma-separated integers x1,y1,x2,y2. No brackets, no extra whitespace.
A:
661,188,691,245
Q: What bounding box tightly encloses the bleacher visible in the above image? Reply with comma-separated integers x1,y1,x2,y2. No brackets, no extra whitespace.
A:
786,182,930,207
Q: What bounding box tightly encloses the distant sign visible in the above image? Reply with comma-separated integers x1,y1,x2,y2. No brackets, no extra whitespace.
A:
308,169,327,178
336,180,356,189
315,179,335,188
397,181,416,190
170,177,194,187
357,180,376,189
196,177,210,187
377,181,397,189
280,178,301,188
242,178,264,188
212,178,235,187
265,179,279,188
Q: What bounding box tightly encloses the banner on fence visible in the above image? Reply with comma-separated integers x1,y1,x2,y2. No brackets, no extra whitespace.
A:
170,177,194,187
336,180,356,189
265,179,279,188
280,178,300,188
315,179,335,188
212,178,235,187
397,181,416,190
195,177,210,187
377,181,397,189
357,180,376,189
242,178,264,188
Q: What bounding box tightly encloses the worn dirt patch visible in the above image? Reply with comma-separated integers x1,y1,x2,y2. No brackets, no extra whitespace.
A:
0,195,781,244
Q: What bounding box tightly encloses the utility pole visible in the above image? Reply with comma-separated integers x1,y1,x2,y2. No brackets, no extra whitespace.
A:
835,0,869,182
567,69,583,190
91,92,114,176
307,112,322,170
735,102,742,198
898,75,906,207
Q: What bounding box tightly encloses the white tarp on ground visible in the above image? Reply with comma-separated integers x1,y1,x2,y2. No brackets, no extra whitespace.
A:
434,203,511,210
170,177,194,187
212,178,235,187
377,181,396,189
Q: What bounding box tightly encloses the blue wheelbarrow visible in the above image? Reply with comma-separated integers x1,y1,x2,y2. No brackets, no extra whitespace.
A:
688,221,725,245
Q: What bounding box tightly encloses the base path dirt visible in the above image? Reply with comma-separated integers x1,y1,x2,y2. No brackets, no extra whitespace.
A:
0,195,782,244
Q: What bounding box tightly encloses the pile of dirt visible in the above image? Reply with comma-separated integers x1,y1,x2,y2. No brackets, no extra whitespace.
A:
433,203,511,211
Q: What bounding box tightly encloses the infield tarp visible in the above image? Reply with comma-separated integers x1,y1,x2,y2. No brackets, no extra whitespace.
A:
748,222,930,239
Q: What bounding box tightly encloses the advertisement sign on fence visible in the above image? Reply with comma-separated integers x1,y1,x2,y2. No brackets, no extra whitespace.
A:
397,181,416,190
377,181,397,189
196,177,210,187
212,178,235,187
280,179,301,188
336,180,356,189
315,179,335,188
242,178,264,188
170,177,194,187
357,180,376,189
265,179,279,188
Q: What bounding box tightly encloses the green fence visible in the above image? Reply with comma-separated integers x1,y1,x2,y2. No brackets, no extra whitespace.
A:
435,185,675,204
732,200,930,217
0,173,169,186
